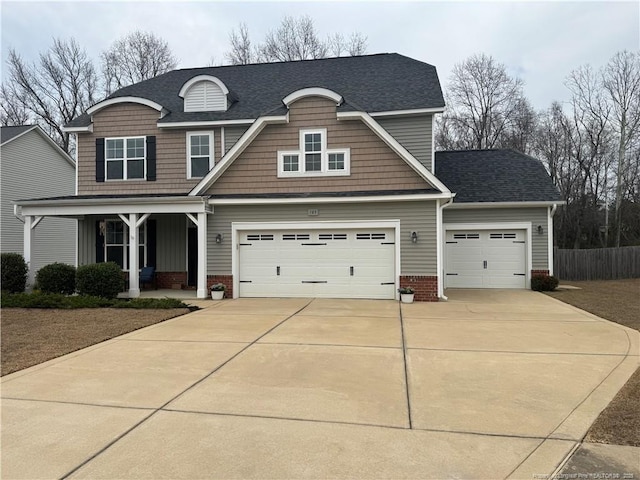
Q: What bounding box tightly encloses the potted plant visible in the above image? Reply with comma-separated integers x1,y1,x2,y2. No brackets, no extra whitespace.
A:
210,283,225,300
398,286,415,304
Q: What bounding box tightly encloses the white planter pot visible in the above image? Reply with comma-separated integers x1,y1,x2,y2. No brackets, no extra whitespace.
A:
400,293,414,304
210,290,224,300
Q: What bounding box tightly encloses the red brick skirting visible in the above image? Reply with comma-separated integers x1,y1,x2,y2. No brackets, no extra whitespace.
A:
156,272,187,289
399,275,439,302
531,270,550,277
208,275,233,299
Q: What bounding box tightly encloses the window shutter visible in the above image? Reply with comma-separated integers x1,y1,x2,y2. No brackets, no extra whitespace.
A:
147,219,157,268
95,220,105,262
146,136,156,181
95,138,105,182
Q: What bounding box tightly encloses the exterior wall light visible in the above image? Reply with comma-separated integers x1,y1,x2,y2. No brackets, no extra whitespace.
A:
215,233,223,244
537,225,544,235
411,231,418,243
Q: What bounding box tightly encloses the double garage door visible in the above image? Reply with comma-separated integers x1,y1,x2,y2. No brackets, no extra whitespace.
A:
238,228,395,299
445,230,527,289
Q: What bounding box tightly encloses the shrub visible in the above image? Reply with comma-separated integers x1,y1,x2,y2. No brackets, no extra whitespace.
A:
1,253,28,293
531,274,559,292
76,262,124,299
36,263,76,294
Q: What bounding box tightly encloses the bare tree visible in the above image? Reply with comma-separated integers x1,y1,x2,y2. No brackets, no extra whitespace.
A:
0,84,31,125
224,17,367,65
1,38,97,152
437,53,527,150
601,50,640,246
101,30,177,95
226,23,254,65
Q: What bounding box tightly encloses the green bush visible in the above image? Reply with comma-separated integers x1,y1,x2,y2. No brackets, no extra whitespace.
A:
1,292,190,309
531,274,559,292
76,262,124,299
1,253,28,293
36,263,76,294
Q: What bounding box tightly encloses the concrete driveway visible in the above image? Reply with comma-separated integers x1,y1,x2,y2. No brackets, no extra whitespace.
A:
2,291,638,479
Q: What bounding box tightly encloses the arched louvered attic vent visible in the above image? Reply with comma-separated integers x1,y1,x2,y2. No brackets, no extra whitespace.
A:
179,75,229,112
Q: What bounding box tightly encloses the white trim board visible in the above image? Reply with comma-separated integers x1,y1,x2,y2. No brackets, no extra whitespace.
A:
87,96,165,116
283,88,342,106
209,193,452,205
447,201,565,209
443,222,532,289
369,107,445,117
231,220,401,300
157,119,256,128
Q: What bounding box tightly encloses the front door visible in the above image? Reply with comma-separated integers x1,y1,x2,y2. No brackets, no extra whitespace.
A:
187,227,198,287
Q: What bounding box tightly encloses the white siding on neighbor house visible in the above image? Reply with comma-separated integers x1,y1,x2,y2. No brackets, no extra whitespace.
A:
223,126,249,154
1,130,76,276
377,114,433,172
443,207,549,270
207,201,438,276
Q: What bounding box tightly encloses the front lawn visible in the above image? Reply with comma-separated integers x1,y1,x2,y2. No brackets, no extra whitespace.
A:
1,307,190,376
545,278,639,447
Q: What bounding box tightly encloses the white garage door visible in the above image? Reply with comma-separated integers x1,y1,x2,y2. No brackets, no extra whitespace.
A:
238,228,395,299
445,230,527,288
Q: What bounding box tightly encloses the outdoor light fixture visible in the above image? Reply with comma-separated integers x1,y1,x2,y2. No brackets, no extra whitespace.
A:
537,225,544,235
215,233,223,244
411,231,418,243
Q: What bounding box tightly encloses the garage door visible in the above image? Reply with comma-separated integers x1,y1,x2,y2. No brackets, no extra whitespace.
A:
238,228,395,299
445,230,527,288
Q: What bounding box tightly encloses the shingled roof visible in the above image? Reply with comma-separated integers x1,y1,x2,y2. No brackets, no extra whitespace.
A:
67,53,444,127
1,125,35,144
435,149,562,203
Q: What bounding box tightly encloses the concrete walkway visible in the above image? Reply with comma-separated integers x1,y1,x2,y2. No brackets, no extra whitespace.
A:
1,291,638,479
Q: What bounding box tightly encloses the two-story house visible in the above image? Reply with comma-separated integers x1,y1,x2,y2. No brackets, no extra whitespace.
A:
14,53,561,300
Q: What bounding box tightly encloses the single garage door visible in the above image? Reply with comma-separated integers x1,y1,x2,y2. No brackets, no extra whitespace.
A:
238,228,395,299
445,230,527,288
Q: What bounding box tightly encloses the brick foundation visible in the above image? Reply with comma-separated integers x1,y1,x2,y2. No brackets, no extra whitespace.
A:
208,275,233,299
531,270,550,277
156,272,187,289
399,275,439,302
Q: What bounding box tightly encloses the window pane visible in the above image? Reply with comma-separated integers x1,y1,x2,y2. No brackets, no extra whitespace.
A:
304,133,321,152
106,246,124,269
328,153,345,170
191,135,209,156
191,157,210,177
128,159,144,179
106,160,124,179
305,153,321,171
283,154,299,172
127,138,144,158
106,139,124,159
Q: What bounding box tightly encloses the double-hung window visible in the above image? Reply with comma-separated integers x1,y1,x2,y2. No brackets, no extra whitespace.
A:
105,137,145,180
187,132,214,178
278,128,350,177
104,220,146,270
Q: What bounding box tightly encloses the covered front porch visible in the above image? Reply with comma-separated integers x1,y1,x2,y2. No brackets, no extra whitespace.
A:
14,195,213,299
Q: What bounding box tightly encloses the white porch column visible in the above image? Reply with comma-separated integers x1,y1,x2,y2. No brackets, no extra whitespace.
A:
23,215,43,290
128,213,140,298
197,212,208,299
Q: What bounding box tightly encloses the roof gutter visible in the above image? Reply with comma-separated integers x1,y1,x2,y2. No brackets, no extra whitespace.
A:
446,200,566,209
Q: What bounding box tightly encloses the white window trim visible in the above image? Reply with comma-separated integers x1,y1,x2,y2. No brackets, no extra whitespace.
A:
104,219,147,271
105,136,146,181
186,131,215,179
277,128,350,178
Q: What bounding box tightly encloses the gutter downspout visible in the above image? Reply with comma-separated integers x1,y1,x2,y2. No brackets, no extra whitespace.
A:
548,203,558,275
438,196,455,301
13,204,24,224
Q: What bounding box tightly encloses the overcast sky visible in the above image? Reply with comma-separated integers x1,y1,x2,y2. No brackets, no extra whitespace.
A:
1,1,638,110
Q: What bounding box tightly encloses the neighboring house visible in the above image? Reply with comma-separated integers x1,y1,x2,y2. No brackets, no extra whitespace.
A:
14,53,562,300
2,125,76,286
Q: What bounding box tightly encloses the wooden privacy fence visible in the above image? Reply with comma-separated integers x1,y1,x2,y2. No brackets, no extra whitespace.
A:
554,246,640,281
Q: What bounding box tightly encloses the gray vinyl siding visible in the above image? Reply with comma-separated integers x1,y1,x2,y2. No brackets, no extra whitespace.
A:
1,130,76,277
223,126,249,154
208,201,437,276
377,114,433,172
78,214,186,271
443,207,549,270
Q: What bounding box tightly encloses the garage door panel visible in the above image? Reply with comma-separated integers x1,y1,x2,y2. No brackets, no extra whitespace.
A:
445,230,527,289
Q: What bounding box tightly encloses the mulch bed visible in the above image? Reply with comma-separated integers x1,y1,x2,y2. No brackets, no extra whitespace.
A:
1,308,190,376
546,278,639,447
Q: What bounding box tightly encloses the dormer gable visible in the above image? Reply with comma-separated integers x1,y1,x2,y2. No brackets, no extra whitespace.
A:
179,75,229,112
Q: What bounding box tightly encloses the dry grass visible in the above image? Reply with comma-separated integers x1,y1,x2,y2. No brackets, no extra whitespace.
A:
546,278,640,447
0,308,190,376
